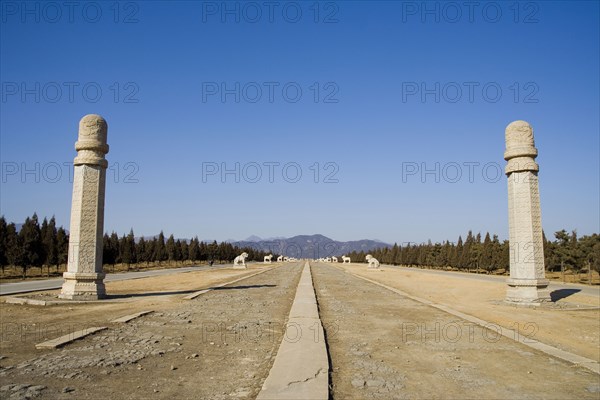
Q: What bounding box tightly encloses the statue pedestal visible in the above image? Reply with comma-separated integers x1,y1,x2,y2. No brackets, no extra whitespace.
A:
505,278,551,305
233,264,247,270
60,272,106,300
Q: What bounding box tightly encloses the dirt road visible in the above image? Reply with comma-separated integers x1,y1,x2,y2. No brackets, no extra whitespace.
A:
311,263,600,399
0,263,302,400
1,261,599,400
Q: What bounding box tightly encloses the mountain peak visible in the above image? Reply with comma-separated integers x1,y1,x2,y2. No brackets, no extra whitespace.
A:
244,235,263,242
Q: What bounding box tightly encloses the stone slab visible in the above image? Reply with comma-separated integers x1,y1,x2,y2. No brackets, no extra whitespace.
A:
111,310,153,323
5,297,48,306
183,289,212,300
35,327,107,349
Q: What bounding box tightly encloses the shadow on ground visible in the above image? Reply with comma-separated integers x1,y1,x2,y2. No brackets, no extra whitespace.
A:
550,288,581,302
213,284,276,291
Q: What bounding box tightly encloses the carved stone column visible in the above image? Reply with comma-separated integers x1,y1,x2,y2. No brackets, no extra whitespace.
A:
60,115,109,300
504,120,550,304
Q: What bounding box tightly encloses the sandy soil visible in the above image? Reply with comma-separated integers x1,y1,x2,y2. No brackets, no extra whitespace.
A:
312,263,600,399
334,263,600,363
0,262,301,400
0,261,598,400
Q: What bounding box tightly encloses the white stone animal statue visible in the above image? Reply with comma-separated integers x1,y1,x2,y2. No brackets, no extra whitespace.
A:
264,254,273,263
332,256,338,263
284,256,289,262
234,252,249,268
277,255,283,262
366,254,380,269
342,256,351,264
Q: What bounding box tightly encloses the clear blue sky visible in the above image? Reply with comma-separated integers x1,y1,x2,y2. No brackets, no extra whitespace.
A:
1,1,598,244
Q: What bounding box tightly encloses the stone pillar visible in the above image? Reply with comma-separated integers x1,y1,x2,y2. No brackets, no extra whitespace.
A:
60,115,109,300
504,120,550,304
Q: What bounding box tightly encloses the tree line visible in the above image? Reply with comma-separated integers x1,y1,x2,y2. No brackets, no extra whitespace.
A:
347,230,600,273
0,213,271,277
1,214,598,278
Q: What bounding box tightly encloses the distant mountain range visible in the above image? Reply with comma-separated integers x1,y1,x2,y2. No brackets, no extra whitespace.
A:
229,234,391,258
137,234,391,257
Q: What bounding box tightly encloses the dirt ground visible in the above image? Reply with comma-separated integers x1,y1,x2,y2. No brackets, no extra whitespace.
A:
0,262,300,400
0,261,599,400
312,263,600,399
334,263,600,362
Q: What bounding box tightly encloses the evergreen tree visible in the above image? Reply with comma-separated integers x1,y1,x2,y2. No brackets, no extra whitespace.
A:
208,240,218,262
103,234,115,267
166,234,176,262
180,240,189,263
554,230,579,271
0,217,8,274
189,237,200,262
120,229,136,269
452,236,463,268
154,231,167,263
175,239,183,263
56,227,69,271
144,238,155,265
480,232,493,272
390,243,399,265
5,223,23,269
42,216,58,275
137,237,147,267
108,232,120,267
127,229,137,264
459,231,474,270
19,213,44,277
40,217,49,265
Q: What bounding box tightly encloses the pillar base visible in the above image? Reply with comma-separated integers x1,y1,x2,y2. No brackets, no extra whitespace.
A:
505,278,551,304
59,272,106,300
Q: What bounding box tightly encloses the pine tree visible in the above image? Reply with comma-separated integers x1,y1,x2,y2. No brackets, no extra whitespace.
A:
554,230,578,271
452,236,463,268
119,229,136,270
19,213,44,277
180,240,189,263
166,234,176,262
144,238,155,265
127,229,137,265
56,227,69,271
137,237,147,267
480,232,493,272
103,234,115,267
108,232,120,268
154,231,167,263
390,243,399,265
175,239,183,264
6,223,23,270
0,216,8,274
189,237,200,262
40,217,49,265
42,216,58,275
